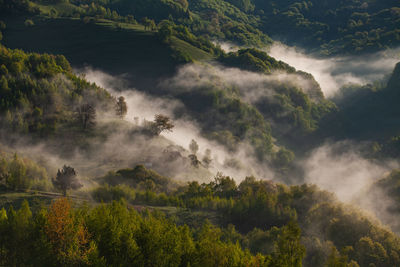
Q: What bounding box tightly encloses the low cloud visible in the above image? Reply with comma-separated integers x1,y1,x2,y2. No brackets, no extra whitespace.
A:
268,43,400,97
302,141,400,232
82,67,276,182
163,62,321,104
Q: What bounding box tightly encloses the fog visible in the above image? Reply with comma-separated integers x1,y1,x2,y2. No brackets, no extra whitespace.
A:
268,43,400,97
82,67,275,181
162,62,322,105
83,60,400,233
302,141,400,232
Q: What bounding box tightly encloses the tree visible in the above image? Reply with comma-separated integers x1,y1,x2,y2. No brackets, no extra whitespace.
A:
0,21,6,30
271,220,306,267
188,154,201,167
213,173,237,198
158,23,173,42
142,17,156,31
0,158,8,184
115,96,128,119
126,14,135,23
202,149,212,168
45,198,97,265
150,114,174,135
7,153,30,191
76,103,96,130
24,19,34,27
189,139,199,155
52,165,82,196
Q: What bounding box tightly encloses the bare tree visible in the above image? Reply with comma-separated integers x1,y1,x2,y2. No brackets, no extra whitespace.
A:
52,165,82,196
76,103,96,130
115,96,128,119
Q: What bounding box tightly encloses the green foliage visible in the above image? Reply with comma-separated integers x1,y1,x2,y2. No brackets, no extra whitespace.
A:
219,48,296,74
0,198,282,266
101,165,173,193
109,0,189,21
0,46,114,137
24,19,35,26
271,221,305,267
218,48,336,143
0,0,39,15
320,62,400,142
0,152,49,191
254,0,400,55
92,183,136,202
187,0,271,46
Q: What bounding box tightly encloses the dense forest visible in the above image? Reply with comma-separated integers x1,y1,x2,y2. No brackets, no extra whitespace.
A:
1,0,400,266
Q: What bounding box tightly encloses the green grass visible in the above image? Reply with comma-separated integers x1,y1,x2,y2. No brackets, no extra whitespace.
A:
170,36,213,61
33,2,83,16
0,190,81,211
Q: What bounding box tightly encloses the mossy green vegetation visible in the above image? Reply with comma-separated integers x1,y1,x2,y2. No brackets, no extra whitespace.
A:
1,160,400,266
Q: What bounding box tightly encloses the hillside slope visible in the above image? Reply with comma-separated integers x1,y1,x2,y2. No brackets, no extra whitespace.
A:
2,16,213,89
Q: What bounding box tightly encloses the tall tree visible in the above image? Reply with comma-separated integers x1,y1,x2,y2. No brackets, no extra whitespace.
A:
52,165,82,196
115,96,128,119
272,220,306,267
76,103,96,130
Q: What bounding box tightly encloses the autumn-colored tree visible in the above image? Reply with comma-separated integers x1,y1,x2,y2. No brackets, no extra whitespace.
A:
45,198,95,265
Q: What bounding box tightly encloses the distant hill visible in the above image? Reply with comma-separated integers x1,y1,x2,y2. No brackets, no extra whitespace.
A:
320,62,400,142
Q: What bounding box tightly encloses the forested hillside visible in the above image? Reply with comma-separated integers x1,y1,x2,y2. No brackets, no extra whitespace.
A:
3,0,398,55
254,0,400,55
1,0,400,266
321,62,400,144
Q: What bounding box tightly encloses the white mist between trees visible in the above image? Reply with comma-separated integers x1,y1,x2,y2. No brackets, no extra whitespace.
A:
74,63,400,233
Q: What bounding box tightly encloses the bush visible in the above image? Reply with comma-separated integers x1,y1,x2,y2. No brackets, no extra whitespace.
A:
24,19,34,27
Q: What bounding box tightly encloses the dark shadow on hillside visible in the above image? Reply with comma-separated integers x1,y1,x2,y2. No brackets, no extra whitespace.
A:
3,17,178,90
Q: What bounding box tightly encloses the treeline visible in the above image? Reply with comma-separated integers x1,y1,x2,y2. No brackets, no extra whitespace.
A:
0,198,304,266
92,167,400,267
1,151,400,266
